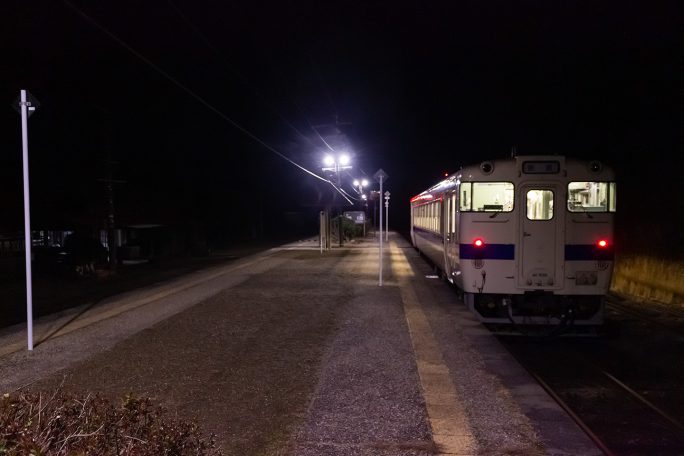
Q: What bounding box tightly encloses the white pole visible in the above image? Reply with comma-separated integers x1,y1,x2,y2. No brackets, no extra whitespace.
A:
379,177,383,286
20,90,34,351
385,199,389,242
319,211,323,254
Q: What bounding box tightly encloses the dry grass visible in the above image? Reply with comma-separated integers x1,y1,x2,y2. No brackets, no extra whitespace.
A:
0,390,222,455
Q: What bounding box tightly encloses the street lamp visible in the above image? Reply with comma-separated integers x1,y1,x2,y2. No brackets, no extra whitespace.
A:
322,153,352,247
323,153,352,178
353,178,369,193
353,178,369,237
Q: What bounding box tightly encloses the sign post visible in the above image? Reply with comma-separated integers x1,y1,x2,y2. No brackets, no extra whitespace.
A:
374,169,389,286
13,90,38,351
384,191,390,242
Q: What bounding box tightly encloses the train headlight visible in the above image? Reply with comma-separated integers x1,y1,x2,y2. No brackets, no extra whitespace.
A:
473,238,485,248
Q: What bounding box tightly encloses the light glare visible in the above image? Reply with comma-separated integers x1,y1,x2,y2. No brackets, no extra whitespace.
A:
323,155,335,166
339,154,350,165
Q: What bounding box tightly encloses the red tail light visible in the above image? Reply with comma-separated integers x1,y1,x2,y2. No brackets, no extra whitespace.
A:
597,239,608,248
473,238,485,248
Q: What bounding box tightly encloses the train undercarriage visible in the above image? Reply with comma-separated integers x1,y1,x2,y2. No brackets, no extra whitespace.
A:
464,291,605,336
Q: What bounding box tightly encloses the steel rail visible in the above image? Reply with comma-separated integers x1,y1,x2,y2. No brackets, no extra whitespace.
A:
527,370,616,456
601,370,684,434
606,300,684,335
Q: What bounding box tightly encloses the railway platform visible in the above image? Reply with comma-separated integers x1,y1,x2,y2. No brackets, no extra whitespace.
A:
0,233,601,455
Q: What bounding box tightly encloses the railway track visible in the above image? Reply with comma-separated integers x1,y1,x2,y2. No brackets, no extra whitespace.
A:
606,295,684,335
498,298,684,455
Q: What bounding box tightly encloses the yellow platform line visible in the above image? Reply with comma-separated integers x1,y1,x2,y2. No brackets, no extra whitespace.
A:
390,242,478,455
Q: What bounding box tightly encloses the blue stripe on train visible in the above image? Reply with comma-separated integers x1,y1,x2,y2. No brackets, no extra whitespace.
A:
565,244,614,261
459,243,515,260
458,244,614,261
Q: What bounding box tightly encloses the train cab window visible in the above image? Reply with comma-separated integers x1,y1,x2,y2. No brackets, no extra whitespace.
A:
567,182,616,212
461,182,514,212
527,190,554,220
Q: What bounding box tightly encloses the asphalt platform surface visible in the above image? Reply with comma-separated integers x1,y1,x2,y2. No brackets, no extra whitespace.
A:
0,233,601,455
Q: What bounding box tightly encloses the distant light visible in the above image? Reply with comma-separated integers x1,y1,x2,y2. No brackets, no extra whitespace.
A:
339,154,350,166
323,155,335,167
353,179,360,187
362,194,367,200
444,172,449,177
473,238,485,248
361,179,368,187
597,239,608,248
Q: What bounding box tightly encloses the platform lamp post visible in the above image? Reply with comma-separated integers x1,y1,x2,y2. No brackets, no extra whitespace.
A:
353,178,368,236
323,153,352,247
12,90,39,351
361,194,368,236
374,169,389,286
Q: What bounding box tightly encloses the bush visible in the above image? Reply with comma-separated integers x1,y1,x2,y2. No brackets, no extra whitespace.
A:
0,391,222,456
334,216,364,240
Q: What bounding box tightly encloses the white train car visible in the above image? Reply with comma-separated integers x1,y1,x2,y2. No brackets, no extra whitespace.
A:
410,155,616,328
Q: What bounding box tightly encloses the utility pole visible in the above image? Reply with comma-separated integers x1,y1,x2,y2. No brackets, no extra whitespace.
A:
98,156,125,271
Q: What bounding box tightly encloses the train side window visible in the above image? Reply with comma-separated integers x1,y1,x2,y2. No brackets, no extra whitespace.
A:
451,194,456,233
460,183,472,211
527,190,554,220
445,196,451,234
567,182,615,212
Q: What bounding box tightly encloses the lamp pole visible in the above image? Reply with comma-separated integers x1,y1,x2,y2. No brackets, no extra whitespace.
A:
13,90,38,351
374,169,389,286
353,178,368,237
361,194,367,236
323,153,351,247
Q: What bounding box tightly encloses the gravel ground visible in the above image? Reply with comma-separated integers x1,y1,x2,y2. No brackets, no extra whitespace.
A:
290,248,432,456
0,235,601,455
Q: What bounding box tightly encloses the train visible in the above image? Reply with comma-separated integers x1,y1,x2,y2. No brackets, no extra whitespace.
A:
410,155,616,330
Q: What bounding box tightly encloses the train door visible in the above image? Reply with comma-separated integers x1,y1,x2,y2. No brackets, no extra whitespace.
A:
518,184,563,289
444,191,459,282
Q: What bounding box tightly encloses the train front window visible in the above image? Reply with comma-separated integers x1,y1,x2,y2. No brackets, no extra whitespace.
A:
461,182,514,212
568,182,616,212
527,190,554,220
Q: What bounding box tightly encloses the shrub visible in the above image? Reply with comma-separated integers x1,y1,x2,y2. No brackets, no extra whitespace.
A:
334,216,364,240
0,391,222,456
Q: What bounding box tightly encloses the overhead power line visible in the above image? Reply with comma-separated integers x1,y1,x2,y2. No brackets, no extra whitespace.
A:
62,0,337,189
166,0,319,151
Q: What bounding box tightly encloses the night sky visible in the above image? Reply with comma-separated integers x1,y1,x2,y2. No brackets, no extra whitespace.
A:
2,1,683,247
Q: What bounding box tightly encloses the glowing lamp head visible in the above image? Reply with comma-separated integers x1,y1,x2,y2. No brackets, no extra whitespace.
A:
361,179,368,187
597,239,608,248
473,238,485,248
353,179,360,187
323,155,335,167
339,154,350,166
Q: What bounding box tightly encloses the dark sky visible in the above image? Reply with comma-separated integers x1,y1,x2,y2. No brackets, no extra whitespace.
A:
2,0,683,237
